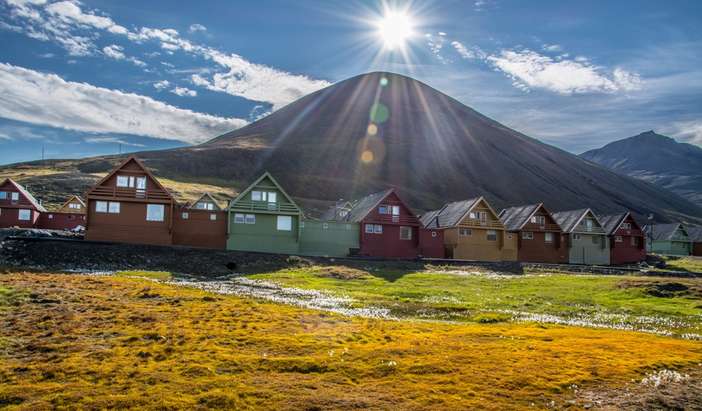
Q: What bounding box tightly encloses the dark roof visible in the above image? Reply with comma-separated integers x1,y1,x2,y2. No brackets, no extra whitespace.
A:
419,209,442,229
421,198,481,229
319,200,352,221
551,208,589,232
643,223,687,241
1,178,47,212
499,204,540,231
331,188,393,223
599,213,628,235
687,225,702,242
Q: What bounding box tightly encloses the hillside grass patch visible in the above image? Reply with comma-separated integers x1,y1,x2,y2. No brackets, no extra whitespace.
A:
0,272,701,410
115,270,172,281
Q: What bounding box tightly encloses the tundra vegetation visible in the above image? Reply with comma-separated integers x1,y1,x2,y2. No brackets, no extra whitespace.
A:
1,270,701,410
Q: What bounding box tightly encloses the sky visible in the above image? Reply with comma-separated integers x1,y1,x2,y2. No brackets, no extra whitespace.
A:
0,0,700,165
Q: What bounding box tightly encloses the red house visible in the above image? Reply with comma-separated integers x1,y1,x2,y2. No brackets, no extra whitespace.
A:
173,193,227,249
334,189,420,259
0,178,46,228
600,212,646,265
418,209,446,258
38,195,86,231
85,157,176,246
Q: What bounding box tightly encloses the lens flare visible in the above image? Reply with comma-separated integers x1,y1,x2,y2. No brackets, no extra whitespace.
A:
375,10,414,50
361,150,374,163
367,123,378,136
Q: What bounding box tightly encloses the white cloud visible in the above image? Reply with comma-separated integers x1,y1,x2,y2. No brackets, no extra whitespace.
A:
542,44,562,52
189,23,206,33
153,80,170,91
171,86,197,97
0,63,247,143
452,41,474,59
669,120,702,145
84,136,145,147
45,1,127,35
425,33,450,64
102,44,147,67
487,49,642,94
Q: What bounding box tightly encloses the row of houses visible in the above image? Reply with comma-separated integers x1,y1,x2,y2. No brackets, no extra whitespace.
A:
2,157,701,264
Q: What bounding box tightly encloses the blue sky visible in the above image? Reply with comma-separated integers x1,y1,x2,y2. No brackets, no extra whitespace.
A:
0,0,700,165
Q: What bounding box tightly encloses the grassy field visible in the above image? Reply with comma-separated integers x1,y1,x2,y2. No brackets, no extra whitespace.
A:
1,272,701,410
249,266,702,338
659,256,702,273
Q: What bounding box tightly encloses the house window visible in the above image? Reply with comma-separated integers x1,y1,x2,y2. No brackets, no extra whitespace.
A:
210,213,217,221
116,175,129,187
136,177,146,190
11,192,19,201
182,212,189,219
622,222,631,230
585,219,593,231
146,204,164,221
365,224,374,233
300,221,305,228
48,214,54,219
615,235,623,243
196,202,215,210
531,215,545,225
486,230,497,241
379,205,389,214
431,231,437,238
245,214,256,224
0,191,6,199
400,226,412,240
479,211,488,221
373,224,383,234
544,232,554,243
522,231,534,240
18,209,31,221
469,212,477,219
392,206,400,216
234,213,245,224
69,203,81,209
277,215,292,231
459,228,472,236
95,201,108,213
267,192,277,203
339,210,348,217
323,223,329,229
572,233,581,240
631,237,639,246
108,202,120,214
252,191,263,201
591,236,599,245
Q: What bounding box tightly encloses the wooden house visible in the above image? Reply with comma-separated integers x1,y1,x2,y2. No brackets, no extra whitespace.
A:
499,203,567,263
422,197,517,261
552,209,610,265
643,223,692,256
687,225,702,256
0,178,46,228
600,212,646,265
299,201,359,257
173,193,227,249
418,209,446,258
84,157,176,246
335,189,420,259
227,172,302,254
38,195,86,231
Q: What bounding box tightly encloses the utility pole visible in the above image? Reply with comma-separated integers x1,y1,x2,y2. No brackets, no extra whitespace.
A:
41,145,45,162
119,143,122,154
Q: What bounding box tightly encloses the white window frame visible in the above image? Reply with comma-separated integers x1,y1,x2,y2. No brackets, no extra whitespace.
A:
615,235,623,243
69,203,81,209
392,206,400,216
18,209,31,221
479,211,488,221
400,226,412,240
469,212,477,219
572,233,581,240
544,232,554,243
0,191,6,200
11,192,19,201
486,230,497,241
108,202,120,214
276,215,292,231
373,224,383,234
621,222,631,230
522,231,534,240
146,204,164,221
210,213,217,221
365,224,374,233
252,191,263,201
267,192,277,203
234,213,245,224
116,175,129,187
322,223,329,229
431,231,437,238
182,212,189,219
136,176,147,190
245,214,256,224
95,201,108,213
48,214,54,219
459,228,472,237
378,205,389,214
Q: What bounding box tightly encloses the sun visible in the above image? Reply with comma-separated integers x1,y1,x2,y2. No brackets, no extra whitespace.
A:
375,10,415,50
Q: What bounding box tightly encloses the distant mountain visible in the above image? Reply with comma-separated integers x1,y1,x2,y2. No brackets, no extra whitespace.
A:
581,131,702,207
3,73,702,223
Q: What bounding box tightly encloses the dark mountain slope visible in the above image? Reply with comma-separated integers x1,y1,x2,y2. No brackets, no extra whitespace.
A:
5,72,702,223
581,131,702,207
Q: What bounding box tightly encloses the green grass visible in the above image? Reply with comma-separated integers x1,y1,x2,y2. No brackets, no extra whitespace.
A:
659,256,702,273
114,270,172,281
249,266,702,337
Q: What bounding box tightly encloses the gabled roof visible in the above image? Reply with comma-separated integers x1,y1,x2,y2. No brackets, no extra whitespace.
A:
420,197,483,229
599,212,638,235
687,225,702,242
86,156,175,201
319,200,353,221
187,192,222,211
59,195,86,209
552,208,600,233
339,188,394,223
419,208,443,229
643,223,689,241
1,178,46,212
229,171,301,213
498,203,541,232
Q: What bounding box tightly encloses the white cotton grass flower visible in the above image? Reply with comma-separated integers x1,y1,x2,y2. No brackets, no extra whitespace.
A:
640,369,689,387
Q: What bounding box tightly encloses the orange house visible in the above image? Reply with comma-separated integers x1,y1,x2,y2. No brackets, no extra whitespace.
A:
423,197,517,261
85,157,176,246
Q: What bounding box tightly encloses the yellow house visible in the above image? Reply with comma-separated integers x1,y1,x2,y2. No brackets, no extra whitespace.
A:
422,197,517,261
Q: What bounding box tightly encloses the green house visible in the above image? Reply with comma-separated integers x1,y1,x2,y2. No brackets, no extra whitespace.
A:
644,223,692,256
300,202,359,257
227,172,302,254
552,208,610,265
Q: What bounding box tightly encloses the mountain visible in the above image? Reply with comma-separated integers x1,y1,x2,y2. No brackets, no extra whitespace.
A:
581,131,702,207
3,72,702,223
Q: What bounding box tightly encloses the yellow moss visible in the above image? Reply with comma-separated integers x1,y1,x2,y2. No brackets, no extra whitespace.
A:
0,273,700,410
114,271,172,281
